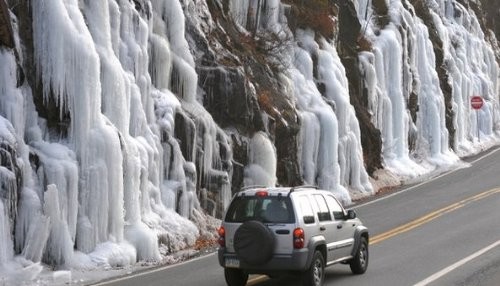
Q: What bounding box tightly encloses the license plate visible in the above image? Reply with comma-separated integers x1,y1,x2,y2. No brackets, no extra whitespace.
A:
225,258,240,268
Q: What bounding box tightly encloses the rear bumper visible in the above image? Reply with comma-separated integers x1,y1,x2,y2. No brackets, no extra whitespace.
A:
218,247,310,273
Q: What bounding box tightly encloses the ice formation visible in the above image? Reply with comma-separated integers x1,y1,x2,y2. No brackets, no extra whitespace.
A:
0,0,229,280
230,0,374,204
0,0,498,284
357,0,499,177
244,132,278,187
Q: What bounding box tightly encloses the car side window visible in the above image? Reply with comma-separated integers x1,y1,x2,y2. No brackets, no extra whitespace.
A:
297,195,315,224
324,195,345,220
313,195,332,222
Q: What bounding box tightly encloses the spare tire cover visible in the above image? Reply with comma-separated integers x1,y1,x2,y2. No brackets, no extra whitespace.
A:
234,220,275,265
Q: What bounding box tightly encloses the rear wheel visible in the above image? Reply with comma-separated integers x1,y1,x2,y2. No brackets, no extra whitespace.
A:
349,237,368,274
224,268,248,286
302,250,324,286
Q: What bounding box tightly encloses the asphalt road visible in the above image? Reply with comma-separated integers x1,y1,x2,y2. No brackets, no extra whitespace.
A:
93,147,500,286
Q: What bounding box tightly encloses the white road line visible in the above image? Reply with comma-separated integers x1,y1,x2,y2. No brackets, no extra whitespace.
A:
413,239,500,286
92,252,217,285
355,146,500,209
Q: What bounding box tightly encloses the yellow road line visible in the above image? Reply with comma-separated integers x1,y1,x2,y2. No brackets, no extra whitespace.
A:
370,188,500,245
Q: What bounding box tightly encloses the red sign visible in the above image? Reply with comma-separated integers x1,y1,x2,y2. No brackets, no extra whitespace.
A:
471,96,484,110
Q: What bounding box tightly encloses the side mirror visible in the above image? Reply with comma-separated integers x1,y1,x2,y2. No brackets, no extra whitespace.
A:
346,209,357,220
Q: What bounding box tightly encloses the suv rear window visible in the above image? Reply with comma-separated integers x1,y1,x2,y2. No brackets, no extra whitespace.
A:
225,196,295,223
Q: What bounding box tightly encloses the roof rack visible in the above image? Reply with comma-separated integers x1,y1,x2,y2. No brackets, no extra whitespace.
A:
240,185,269,191
288,185,318,196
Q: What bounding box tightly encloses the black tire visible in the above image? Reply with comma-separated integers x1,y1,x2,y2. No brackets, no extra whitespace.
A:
302,250,325,286
234,220,275,265
224,268,248,286
349,237,368,274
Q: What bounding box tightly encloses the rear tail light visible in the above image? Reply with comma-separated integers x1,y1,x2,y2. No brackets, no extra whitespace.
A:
255,190,268,197
293,228,305,249
218,226,226,247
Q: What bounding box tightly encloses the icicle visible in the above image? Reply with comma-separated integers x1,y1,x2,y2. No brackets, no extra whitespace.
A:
0,50,25,137
21,215,50,263
287,30,352,203
32,0,101,154
43,184,73,266
316,38,373,194
244,131,277,187
0,199,14,265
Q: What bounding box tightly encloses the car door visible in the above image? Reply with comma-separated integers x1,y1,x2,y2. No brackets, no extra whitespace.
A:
311,194,338,263
324,194,356,259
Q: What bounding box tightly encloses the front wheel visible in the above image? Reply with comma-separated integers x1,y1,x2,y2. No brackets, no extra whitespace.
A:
224,268,248,286
302,250,325,286
349,237,368,274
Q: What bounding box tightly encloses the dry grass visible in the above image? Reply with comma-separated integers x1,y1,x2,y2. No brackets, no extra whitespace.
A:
194,237,218,251
257,89,276,116
283,0,338,39
357,34,373,52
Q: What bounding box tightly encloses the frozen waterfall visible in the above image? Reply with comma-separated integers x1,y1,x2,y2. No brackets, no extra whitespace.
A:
0,0,499,283
0,0,231,277
230,0,374,204
357,0,499,177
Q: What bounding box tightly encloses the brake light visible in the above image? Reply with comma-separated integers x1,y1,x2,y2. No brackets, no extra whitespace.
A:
293,228,305,249
255,190,268,197
218,226,225,247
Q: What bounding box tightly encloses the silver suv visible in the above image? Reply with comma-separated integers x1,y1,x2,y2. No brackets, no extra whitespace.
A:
217,186,369,286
